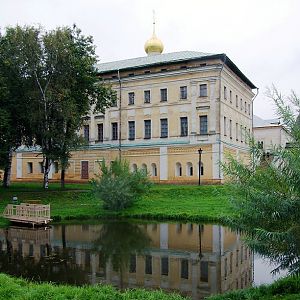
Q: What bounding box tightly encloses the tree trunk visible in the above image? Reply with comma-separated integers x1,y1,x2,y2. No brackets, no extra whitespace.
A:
61,168,65,189
3,148,13,188
43,156,51,189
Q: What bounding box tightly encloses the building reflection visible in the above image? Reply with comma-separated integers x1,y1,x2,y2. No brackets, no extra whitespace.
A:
0,222,252,299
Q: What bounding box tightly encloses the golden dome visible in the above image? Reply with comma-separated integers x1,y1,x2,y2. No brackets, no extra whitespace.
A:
144,33,164,55
144,12,164,55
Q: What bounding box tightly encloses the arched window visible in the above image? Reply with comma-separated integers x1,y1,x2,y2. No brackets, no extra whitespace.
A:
141,163,147,175
186,162,193,176
131,164,137,172
151,163,157,177
175,162,182,177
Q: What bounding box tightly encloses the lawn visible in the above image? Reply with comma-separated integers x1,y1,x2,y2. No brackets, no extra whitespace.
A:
0,182,233,225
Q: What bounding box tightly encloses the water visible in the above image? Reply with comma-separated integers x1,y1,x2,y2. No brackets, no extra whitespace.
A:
0,221,284,299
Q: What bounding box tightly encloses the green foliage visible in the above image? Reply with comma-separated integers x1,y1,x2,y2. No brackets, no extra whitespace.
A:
222,86,300,276
92,159,151,211
207,276,300,299
0,273,187,300
0,25,117,188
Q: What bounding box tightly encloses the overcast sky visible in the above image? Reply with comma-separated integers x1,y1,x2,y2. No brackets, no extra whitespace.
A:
1,0,299,119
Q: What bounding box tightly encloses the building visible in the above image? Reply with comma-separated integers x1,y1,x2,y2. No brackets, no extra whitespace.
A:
11,24,257,184
253,115,292,152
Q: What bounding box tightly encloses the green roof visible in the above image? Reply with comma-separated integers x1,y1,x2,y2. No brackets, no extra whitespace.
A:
96,50,256,89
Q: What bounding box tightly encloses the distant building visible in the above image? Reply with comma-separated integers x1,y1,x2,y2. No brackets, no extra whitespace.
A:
253,115,292,152
11,23,257,184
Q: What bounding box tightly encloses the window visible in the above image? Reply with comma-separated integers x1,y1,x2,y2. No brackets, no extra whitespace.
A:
176,162,182,176
145,255,152,274
230,119,232,138
160,118,168,138
128,92,135,105
176,223,182,233
200,115,208,135
200,84,208,97
181,259,189,279
132,164,137,172
151,163,157,177
240,98,243,111
180,117,188,136
248,103,251,115
245,126,247,143
180,86,187,99
223,257,228,279
39,162,44,173
27,162,33,174
236,123,239,140
53,162,59,173
141,164,147,175
187,162,193,176
258,141,264,149
129,254,136,273
144,90,151,103
230,90,232,103
112,122,118,140
144,120,151,139
83,125,89,141
128,121,135,140
245,101,247,113
97,123,103,142
240,124,243,142
128,73,134,77
224,86,227,100
161,257,169,276
160,88,168,101
224,116,227,136
200,261,208,282
230,253,233,274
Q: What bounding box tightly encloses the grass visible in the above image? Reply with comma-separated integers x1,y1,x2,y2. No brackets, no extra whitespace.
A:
0,273,187,300
207,276,300,300
0,182,233,225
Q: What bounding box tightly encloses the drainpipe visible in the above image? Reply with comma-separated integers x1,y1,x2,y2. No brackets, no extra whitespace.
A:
218,55,226,180
117,69,122,160
251,88,259,170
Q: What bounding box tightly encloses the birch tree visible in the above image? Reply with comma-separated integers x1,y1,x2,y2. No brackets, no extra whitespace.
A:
0,25,116,188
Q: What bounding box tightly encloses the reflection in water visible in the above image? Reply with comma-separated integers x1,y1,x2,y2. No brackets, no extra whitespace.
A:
245,226,300,276
0,222,252,299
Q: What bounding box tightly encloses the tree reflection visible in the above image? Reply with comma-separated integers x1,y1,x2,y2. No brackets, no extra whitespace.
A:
243,224,300,276
93,221,151,288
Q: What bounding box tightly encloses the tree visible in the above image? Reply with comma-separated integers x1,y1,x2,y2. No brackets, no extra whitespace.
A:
0,28,33,187
0,25,116,189
92,159,151,211
222,86,300,275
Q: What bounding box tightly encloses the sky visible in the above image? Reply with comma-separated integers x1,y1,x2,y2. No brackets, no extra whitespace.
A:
1,0,299,119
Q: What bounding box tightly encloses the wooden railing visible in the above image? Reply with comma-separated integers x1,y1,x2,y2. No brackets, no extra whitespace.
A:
3,203,51,225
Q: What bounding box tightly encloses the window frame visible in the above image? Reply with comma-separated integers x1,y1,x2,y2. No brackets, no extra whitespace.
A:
200,84,208,97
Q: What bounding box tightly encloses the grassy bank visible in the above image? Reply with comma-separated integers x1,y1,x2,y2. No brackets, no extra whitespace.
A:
0,273,300,300
0,273,186,300
207,276,300,300
0,182,232,225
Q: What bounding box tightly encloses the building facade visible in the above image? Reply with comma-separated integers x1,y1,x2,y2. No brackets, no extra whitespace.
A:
253,115,291,152
10,30,256,184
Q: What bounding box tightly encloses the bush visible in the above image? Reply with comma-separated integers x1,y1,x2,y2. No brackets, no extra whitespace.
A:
91,159,151,211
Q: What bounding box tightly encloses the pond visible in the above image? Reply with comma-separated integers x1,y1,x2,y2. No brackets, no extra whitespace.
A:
0,221,284,299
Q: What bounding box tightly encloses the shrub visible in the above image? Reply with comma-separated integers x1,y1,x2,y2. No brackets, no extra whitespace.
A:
91,159,151,211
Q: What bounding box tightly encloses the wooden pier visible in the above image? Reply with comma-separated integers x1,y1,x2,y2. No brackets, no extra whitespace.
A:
3,203,52,226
